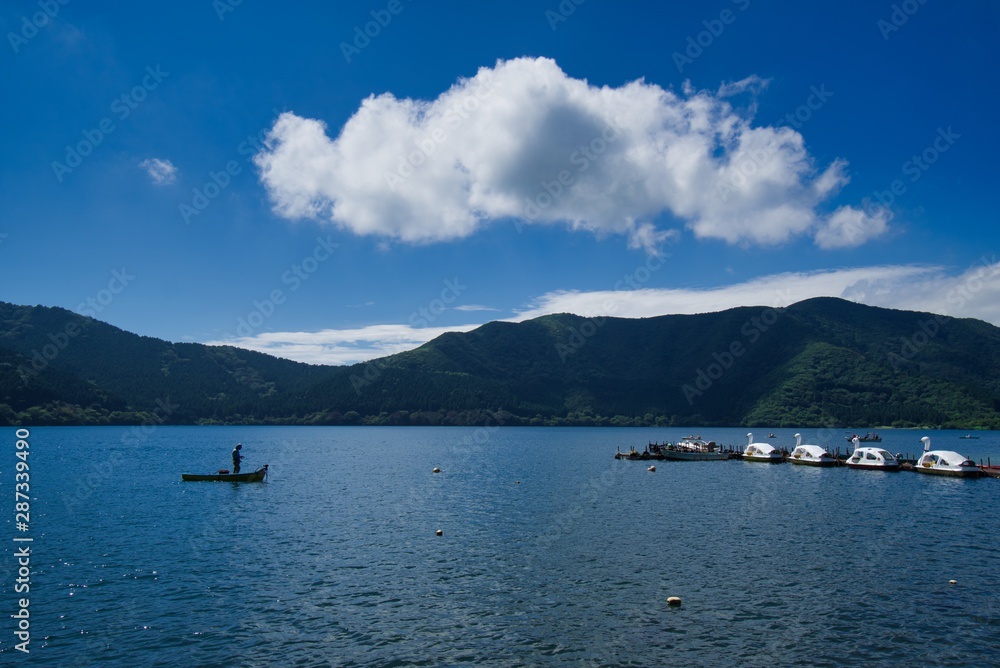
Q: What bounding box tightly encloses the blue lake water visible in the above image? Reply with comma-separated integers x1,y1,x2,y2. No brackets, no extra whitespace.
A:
2,425,999,666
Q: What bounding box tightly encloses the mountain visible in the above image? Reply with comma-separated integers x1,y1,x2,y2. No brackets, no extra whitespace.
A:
1,298,999,428
0,302,331,425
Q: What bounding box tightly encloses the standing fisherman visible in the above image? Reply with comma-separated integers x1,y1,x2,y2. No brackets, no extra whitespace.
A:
232,443,243,474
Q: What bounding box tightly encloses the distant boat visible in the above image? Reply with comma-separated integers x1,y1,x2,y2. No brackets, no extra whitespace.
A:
846,433,881,442
743,433,784,463
958,435,980,439
914,438,981,478
845,438,899,471
182,465,268,482
788,433,836,467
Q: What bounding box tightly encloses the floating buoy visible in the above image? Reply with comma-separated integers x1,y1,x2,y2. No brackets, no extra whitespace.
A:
949,579,957,585
432,467,441,473
515,481,520,484
667,596,682,607
648,465,656,472
435,529,443,536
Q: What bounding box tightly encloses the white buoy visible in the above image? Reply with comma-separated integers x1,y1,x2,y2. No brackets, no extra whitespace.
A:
667,596,682,607
648,465,656,472
436,529,443,536
432,467,441,473
949,579,957,585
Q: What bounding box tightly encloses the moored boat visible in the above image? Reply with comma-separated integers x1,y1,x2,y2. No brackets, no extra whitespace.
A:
743,433,784,463
659,438,729,461
615,447,662,460
845,438,899,471
182,465,268,482
914,438,981,478
788,433,836,467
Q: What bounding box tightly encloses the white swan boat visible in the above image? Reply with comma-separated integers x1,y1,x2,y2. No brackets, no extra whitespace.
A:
743,433,784,462
914,437,981,477
845,437,899,471
788,433,836,467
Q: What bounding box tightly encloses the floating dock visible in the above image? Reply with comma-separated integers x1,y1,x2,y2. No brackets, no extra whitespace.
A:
980,463,1000,478
615,444,998,478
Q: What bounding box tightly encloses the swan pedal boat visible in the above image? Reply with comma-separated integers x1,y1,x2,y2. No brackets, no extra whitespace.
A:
914,438,981,478
845,438,899,471
743,433,784,462
788,433,836,466
182,465,268,482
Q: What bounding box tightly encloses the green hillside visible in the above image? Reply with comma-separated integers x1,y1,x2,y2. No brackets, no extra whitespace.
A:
1,298,999,428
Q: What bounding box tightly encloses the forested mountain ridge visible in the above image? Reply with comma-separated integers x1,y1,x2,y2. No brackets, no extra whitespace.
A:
1,298,999,428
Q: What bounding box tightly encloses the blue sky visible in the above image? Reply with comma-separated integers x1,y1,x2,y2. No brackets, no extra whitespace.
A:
2,0,998,364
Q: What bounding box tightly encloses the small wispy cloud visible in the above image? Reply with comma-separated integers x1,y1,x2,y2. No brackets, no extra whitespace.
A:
139,158,177,185
453,304,500,312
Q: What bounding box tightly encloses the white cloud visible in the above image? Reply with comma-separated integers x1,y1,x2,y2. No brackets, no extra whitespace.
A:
716,74,769,99
513,262,1000,324
842,259,1000,322
814,206,891,249
139,158,177,185
254,57,886,252
204,323,479,366
207,262,1000,366
512,266,936,320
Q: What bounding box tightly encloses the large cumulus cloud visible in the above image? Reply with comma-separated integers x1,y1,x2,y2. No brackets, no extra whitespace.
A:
254,57,887,250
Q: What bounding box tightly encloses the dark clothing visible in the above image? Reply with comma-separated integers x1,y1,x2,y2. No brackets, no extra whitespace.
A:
232,448,243,474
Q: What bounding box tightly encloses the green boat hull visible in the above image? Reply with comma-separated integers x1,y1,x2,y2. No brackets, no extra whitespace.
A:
182,465,268,482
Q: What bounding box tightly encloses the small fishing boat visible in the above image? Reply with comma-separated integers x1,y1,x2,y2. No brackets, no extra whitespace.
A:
788,434,836,467
658,438,729,461
958,434,980,440
182,465,268,482
846,433,881,443
914,438,981,478
743,433,784,463
845,438,899,471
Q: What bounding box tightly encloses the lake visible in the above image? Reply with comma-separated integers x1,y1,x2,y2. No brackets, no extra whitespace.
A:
3,425,999,666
